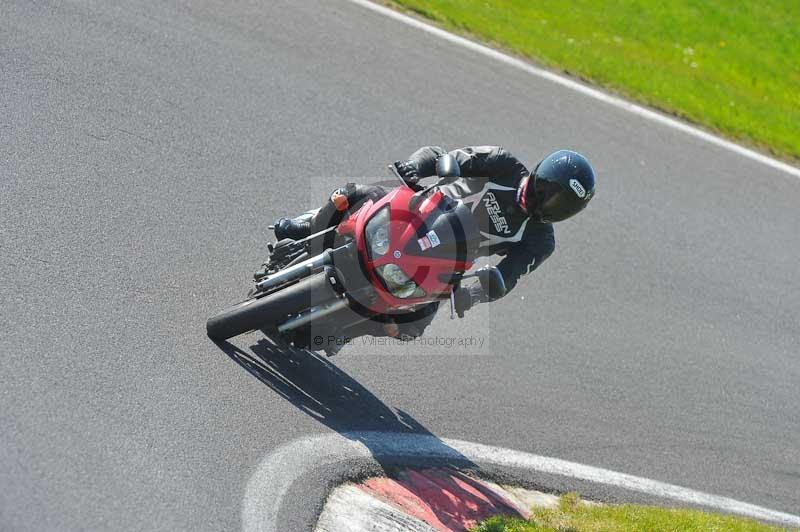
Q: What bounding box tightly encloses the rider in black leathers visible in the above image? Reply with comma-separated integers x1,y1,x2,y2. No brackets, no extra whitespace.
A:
274,145,595,344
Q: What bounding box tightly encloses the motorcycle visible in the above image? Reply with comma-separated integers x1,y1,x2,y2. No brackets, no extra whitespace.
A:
205,154,505,347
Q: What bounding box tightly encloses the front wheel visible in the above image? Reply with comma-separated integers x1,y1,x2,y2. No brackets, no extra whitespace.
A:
206,297,266,341
206,271,337,341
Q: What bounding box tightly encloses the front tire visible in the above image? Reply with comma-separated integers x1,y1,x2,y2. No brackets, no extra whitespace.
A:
206,297,266,341
206,272,336,341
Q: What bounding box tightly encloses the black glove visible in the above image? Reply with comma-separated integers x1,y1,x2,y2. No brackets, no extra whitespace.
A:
453,284,485,318
474,265,506,301
392,159,420,185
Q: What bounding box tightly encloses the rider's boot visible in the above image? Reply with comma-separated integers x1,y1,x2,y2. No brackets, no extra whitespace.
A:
273,217,312,241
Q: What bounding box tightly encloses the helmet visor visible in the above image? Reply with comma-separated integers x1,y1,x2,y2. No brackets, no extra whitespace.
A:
533,179,587,222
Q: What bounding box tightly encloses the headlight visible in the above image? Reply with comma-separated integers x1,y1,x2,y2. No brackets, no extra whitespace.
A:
376,264,425,299
365,207,390,258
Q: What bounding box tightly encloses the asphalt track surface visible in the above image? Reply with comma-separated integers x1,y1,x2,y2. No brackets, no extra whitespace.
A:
2,1,799,530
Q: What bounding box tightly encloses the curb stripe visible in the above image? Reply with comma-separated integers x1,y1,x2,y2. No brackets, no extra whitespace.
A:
242,432,800,531
359,468,527,530
345,0,800,180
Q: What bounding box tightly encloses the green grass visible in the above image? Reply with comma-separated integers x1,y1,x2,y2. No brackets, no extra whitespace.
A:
386,0,800,161
471,493,790,531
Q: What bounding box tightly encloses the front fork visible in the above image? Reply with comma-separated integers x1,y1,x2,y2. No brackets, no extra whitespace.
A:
254,249,333,294
255,225,339,281
252,241,371,335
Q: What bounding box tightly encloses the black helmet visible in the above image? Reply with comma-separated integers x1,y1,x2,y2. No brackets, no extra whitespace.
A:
520,150,596,222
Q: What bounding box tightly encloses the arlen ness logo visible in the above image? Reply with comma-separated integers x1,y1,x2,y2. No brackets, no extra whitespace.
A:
482,192,510,234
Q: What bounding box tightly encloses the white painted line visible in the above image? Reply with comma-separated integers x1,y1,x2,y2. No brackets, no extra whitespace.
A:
345,0,800,180
243,432,800,532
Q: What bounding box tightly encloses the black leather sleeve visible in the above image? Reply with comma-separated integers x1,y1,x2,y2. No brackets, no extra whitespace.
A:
496,223,555,294
407,145,530,181
448,146,530,181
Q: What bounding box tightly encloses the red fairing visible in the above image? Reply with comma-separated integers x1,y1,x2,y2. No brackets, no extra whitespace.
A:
337,187,474,313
